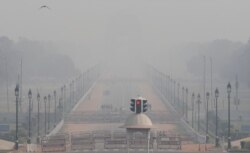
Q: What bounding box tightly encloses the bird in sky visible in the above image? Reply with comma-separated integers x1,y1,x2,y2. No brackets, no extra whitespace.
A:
39,5,50,10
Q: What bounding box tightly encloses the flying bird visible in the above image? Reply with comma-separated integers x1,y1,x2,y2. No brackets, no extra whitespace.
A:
39,5,50,10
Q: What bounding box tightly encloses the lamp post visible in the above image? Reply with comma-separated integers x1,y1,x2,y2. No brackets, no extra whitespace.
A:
206,92,210,151
197,93,201,132
170,78,173,104
191,93,195,128
215,88,219,147
61,87,64,120
48,94,51,131
72,81,75,104
54,90,57,126
182,86,185,117
205,92,210,151
186,88,188,121
44,96,47,136
15,84,19,150
69,82,72,107
227,82,232,149
63,85,66,110
165,76,168,100
37,92,40,143
173,81,176,106
28,89,32,144
177,83,180,108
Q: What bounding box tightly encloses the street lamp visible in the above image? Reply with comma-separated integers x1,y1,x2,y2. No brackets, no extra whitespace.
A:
197,93,201,132
191,93,195,128
61,86,64,120
44,96,47,136
186,88,188,121
72,81,75,104
182,86,185,117
206,92,210,143
37,92,40,143
63,85,66,109
206,92,210,150
48,94,51,131
14,84,19,150
173,80,176,105
28,89,32,144
215,88,219,147
227,82,232,149
170,78,173,104
177,83,180,108
53,90,57,126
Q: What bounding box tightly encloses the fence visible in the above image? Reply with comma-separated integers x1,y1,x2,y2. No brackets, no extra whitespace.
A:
71,132,95,150
41,135,66,152
40,130,185,151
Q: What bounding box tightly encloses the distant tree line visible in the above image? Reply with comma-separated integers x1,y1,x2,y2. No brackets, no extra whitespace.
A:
0,36,78,85
186,39,250,84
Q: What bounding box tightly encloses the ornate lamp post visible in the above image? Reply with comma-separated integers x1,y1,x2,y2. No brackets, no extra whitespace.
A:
205,92,210,151
186,88,188,121
170,78,173,104
61,86,64,120
63,85,66,110
44,96,47,136
191,93,195,128
227,82,232,149
37,92,40,143
14,84,19,150
177,83,180,108
48,94,51,131
28,89,32,144
215,88,219,147
54,90,57,126
197,93,201,132
182,86,185,117
206,92,210,151
173,80,176,105
72,81,75,104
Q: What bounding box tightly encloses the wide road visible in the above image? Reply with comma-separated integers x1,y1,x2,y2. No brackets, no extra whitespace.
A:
63,77,176,133
60,74,219,152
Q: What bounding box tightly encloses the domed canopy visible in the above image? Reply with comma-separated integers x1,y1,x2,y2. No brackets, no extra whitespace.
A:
121,113,153,129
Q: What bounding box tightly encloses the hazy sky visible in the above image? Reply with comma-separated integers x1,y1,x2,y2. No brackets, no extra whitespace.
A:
0,0,250,44
1,0,250,76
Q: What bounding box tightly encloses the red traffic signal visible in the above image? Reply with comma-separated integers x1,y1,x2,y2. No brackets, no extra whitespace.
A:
136,99,141,113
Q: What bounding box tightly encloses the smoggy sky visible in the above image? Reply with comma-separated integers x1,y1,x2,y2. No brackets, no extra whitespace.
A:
0,0,250,44
1,0,250,77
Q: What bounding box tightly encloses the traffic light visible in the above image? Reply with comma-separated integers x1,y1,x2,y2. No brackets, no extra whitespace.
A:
143,100,147,112
130,99,135,112
136,99,141,113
